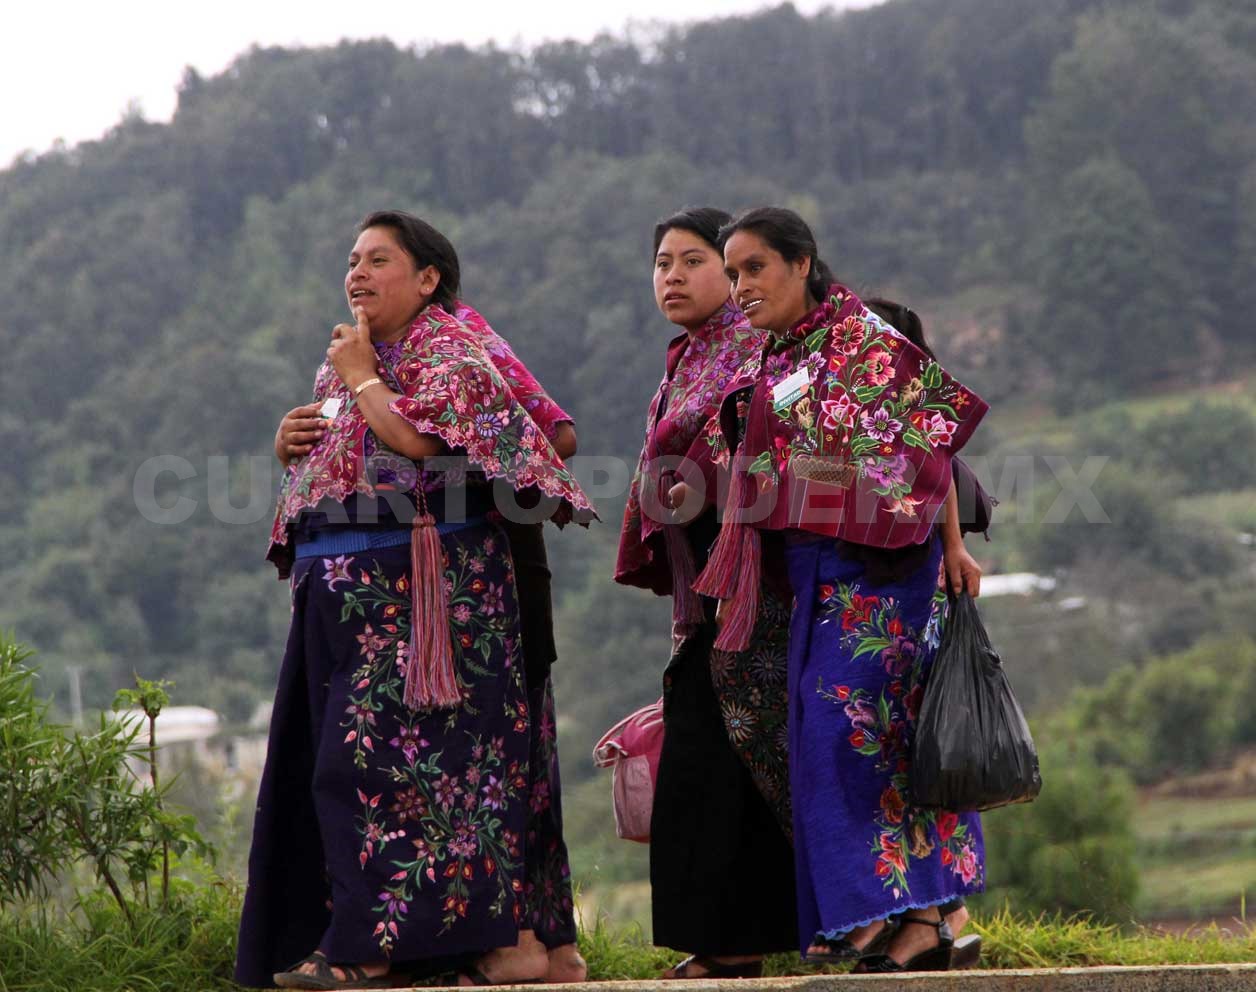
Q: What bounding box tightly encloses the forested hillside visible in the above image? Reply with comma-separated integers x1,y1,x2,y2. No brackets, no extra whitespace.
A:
4,0,1256,917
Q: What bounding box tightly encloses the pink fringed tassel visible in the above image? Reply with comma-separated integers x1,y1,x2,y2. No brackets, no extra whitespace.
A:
693,468,761,652
693,468,750,600
664,523,704,638
712,525,760,653
404,505,461,710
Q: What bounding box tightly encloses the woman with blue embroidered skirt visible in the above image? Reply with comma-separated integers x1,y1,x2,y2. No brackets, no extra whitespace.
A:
615,208,797,978
697,208,988,973
236,211,594,990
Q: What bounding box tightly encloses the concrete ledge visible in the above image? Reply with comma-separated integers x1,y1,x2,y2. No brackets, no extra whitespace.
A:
398,967,1256,992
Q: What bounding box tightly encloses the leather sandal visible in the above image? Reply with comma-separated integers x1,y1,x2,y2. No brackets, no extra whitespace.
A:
661,955,764,979
853,916,954,973
274,951,393,989
804,920,896,962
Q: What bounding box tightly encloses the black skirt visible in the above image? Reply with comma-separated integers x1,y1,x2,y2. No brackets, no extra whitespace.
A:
649,512,798,955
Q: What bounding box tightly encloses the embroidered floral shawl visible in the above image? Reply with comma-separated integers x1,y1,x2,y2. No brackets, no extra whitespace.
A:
725,284,987,547
268,303,595,574
453,302,573,441
614,299,764,594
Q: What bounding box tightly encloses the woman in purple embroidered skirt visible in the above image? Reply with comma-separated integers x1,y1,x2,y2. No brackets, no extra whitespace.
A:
697,208,989,973
237,211,593,989
615,208,797,978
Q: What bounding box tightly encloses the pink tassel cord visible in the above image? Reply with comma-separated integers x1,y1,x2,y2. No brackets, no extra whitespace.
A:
404,510,461,710
712,525,759,653
692,467,761,652
693,467,750,600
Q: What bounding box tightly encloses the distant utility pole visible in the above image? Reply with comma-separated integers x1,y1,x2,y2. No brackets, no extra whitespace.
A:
66,665,84,728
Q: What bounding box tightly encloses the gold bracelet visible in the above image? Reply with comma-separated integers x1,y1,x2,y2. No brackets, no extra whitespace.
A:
353,377,383,397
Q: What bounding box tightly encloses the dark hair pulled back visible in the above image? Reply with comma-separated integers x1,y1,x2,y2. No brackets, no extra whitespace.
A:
718,206,836,304
864,298,936,361
359,210,461,312
652,206,733,255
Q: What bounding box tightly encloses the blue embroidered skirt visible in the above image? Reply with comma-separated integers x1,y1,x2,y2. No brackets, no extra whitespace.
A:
236,520,548,986
784,533,984,949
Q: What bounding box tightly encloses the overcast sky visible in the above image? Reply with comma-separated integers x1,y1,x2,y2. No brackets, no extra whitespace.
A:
1,0,879,168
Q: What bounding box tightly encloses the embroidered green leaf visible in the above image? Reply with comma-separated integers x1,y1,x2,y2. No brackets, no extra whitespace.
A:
746,450,774,475
854,385,882,404
804,326,829,351
902,427,932,451
852,636,891,661
851,435,881,456
921,362,943,389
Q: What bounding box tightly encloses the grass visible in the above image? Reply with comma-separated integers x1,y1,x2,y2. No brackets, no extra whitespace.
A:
1138,795,1256,843
6,886,1256,988
1138,853,1256,920
971,909,1256,968
581,907,1256,975
1132,793,1256,918
0,882,240,992
1174,489,1256,533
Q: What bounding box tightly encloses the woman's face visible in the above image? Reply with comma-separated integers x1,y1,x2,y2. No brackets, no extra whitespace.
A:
344,226,439,339
722,229,812,331
653,227,731,331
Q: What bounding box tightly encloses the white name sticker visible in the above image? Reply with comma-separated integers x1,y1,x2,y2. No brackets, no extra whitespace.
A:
772,367,811,411
320,397,343,420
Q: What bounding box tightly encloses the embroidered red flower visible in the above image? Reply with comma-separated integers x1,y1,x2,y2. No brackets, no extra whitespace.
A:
936,811,959,842
881,786,905,825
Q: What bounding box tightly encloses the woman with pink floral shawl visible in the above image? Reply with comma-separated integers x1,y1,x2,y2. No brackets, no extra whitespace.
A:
615,208,797,979
237,211,593,990
702,207,988,974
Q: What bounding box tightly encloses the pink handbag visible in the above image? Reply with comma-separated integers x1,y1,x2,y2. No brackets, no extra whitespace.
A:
593,698,665,843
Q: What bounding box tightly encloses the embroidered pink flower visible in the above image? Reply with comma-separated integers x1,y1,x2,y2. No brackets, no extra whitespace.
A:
958,845,979,884
821,392,859,431
389,724,429,763
480,582,506,615
862,348,895,387
481,775,507,810
433,774,463,811
844,697,877,730
924,412,958,447
355,625,388,660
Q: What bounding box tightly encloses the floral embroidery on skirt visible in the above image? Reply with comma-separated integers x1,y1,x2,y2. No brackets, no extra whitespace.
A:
784,535,984,950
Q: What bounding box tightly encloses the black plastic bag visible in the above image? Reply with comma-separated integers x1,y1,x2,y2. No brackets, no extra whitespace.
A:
911,592,1041,811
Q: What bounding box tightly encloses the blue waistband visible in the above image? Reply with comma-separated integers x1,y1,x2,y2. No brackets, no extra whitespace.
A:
295,517,486,559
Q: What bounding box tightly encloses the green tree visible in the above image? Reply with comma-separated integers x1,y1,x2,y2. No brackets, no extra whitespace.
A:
978,743,1139,921
1032,156,1189,405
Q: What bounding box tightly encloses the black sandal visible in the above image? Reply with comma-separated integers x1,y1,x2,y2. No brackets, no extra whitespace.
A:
661,955,764,979
274,951,393,989
804,920,896,962
853,916,954,973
